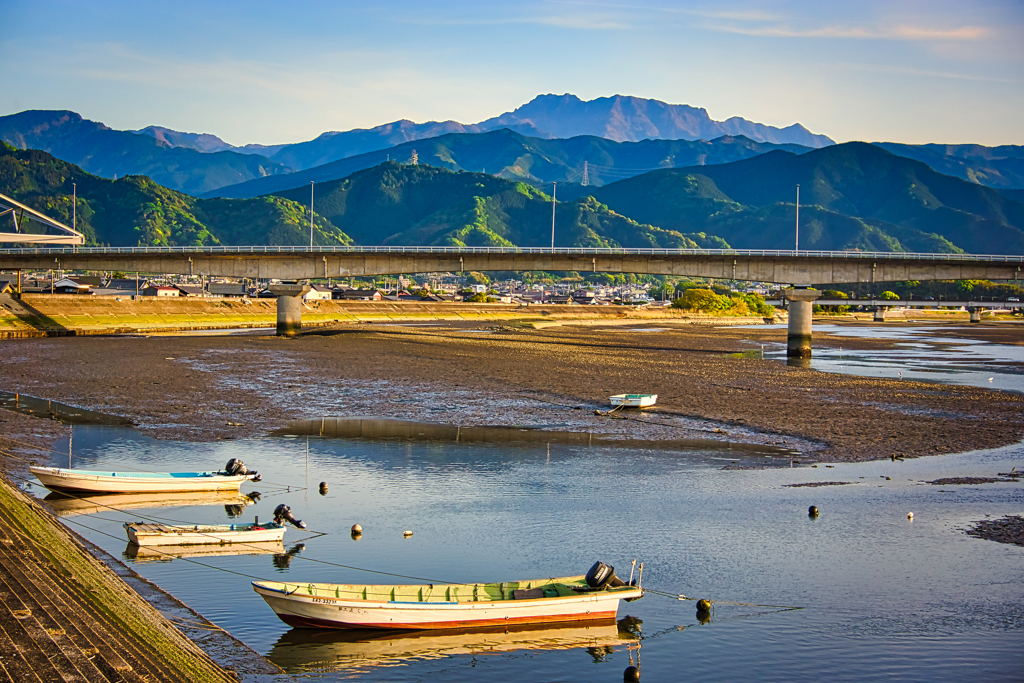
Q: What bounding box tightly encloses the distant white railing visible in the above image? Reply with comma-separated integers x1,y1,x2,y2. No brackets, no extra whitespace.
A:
1,245,1023,263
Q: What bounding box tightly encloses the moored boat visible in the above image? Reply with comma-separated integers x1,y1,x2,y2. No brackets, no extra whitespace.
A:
124,520,286,546
609,394,658,408
252,561,643,631
30,458,260,494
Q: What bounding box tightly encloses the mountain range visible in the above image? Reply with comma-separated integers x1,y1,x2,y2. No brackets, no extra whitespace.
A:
205,129,812,199
5,138,1023,255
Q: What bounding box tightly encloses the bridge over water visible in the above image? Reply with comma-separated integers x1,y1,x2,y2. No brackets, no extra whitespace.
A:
2,246,1022,355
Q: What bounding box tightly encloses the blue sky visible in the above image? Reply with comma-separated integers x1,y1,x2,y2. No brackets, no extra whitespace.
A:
3,0,1022,146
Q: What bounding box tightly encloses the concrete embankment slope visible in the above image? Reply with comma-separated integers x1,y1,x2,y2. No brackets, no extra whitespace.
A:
0,293,753,337
0,476,236,683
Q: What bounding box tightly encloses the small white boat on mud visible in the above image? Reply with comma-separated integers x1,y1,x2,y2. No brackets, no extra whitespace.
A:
124,520,286,546
252,561,643,630
30,458,260,494
609,394,658,408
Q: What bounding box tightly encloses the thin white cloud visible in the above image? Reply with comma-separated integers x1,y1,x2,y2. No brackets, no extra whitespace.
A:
834,61,1022,84
712,22,990,40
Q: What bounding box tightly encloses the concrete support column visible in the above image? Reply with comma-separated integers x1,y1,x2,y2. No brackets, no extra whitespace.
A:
873,307,887,322
969,307,982,323
269,283,311,337
784,288,822,359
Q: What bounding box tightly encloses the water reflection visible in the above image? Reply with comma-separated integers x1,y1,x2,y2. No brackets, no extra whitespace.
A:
267,619,637,673
124,540,285,562
44,490,254,517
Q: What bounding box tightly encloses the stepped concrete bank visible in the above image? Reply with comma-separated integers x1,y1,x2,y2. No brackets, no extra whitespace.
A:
0,474,245,683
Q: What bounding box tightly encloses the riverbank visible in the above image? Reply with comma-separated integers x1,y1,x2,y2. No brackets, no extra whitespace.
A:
0,472,240,683
1,316,1022,463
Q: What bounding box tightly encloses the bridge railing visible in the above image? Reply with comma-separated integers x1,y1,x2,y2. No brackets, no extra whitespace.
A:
1,245,1023,263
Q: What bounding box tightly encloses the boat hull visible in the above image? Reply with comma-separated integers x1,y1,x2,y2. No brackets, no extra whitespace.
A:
609,394,658,408
125,523,286,546
253,581,642,631
30,466,254,494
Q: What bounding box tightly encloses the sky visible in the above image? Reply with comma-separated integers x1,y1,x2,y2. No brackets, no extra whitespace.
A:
2,0,1022,146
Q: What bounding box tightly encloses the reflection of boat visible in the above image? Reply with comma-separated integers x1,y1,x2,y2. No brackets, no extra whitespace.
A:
610,394,658,408
267,620,636,673
253,563,644,630
124,521,285,546
44,490,253,517
125,540,285,562
30,463,259,494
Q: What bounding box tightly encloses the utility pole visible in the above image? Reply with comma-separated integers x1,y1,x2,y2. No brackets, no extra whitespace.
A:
72,182,76,232
795,184,800,254
551,182,557,252
310,181,314,248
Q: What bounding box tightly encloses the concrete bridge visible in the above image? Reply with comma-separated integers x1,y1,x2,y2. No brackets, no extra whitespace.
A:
2,246,1022,353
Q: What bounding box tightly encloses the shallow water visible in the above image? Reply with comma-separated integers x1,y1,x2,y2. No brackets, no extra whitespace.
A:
750,324,1024,393
38,425,1024,682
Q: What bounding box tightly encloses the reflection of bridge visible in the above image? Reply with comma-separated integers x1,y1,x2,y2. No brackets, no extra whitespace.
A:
770,297,1024,322
2,246,1022,354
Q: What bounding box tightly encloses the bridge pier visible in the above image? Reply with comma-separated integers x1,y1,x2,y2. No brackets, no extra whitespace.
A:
873,307,887,322
269,283,311,337
969,307,982,323
785,288,822,359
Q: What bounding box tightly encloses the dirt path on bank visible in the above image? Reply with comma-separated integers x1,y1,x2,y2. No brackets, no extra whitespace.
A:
1,319,1022,463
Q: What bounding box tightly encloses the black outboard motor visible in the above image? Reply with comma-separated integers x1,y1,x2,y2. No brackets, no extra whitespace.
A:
586,561,627,589
273,503,307,529
224,458,260,481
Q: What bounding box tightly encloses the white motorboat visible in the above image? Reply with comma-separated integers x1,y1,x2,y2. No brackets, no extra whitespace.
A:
252,561,643,630
30,458,260,494
124,520,286,546
609,394,658,408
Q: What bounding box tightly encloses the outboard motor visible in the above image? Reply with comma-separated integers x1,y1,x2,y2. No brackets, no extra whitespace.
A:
224,458,260,481
586,561,627,589
273,503,307,529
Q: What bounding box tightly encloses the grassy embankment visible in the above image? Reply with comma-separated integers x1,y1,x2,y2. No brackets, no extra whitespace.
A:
0,476,234,682
0,294,772,337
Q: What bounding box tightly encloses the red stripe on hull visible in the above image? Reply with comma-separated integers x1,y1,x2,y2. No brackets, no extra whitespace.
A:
275,609,619,630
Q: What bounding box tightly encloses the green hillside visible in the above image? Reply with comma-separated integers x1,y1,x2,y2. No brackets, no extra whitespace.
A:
590,142,1024,254
273,162,714,248
874,142,1024,190
0,144,350,247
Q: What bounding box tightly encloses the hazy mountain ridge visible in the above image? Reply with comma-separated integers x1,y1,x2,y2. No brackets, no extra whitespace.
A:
0,143,350,247
479,94,835,148
0,111,295,195
206,128,811,199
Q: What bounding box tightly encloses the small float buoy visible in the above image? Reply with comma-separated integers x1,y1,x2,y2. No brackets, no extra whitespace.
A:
907,512,914,519
624,665,641,681
351,524,362,533
403,530,413,537
696,599,712,612
809,505,819,517
319,481,328,495
885,476,891,480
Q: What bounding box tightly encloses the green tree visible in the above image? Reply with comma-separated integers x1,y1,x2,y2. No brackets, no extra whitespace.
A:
879,291,900,300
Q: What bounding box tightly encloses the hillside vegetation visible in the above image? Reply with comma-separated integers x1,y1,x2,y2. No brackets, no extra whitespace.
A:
590,142,1024,254
273,162,716,248
0,144,350,246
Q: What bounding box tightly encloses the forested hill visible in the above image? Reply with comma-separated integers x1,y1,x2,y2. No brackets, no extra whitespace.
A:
272,162,725,249
589,142,1024,254
0,143,351,247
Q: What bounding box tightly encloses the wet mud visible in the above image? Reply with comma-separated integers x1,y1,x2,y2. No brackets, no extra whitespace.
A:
0,320,1022,463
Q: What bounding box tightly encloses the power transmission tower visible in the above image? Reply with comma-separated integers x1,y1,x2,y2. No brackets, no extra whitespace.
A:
410,150,418,165
581,160,589,186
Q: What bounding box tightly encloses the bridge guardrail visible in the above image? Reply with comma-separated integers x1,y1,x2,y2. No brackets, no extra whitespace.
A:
1,245,1023,263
